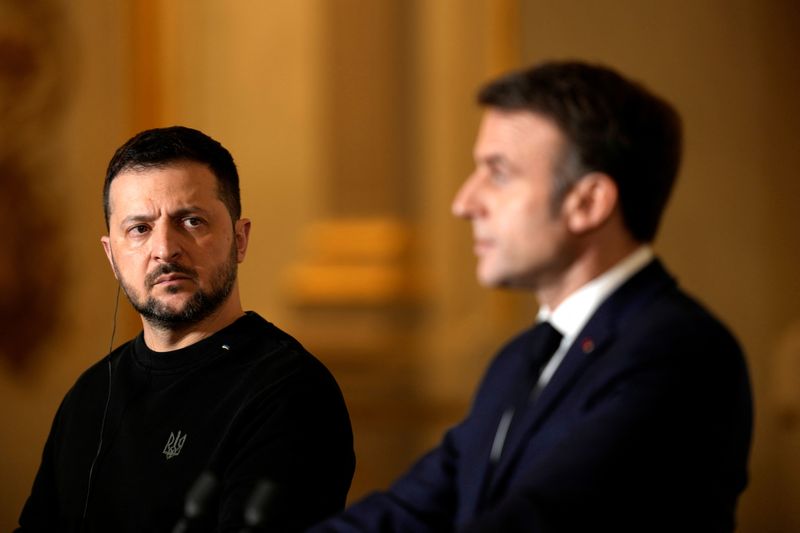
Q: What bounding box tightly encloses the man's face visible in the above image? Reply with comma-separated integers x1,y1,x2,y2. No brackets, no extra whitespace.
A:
101,161,248,330
452,109,575,290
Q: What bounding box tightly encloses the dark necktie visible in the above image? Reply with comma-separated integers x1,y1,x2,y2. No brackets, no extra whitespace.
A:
522,321,563,402
489,321,563,464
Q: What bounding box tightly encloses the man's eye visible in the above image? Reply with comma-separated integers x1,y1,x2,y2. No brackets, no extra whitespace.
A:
490,171,509,184
183,217,203,228
130,225,149,235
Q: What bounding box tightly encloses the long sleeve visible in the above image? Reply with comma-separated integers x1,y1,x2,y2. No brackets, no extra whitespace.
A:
17,400,69,533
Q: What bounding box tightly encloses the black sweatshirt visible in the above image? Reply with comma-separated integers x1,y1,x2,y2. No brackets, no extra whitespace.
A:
18,312,354,532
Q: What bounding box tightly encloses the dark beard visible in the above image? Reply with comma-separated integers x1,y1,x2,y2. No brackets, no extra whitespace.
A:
119,244,238,331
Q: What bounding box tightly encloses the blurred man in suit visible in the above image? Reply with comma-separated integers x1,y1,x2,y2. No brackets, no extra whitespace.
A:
310,61,752,532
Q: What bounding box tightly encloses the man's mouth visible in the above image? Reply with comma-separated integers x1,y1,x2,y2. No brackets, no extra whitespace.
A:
153,274,192,286
473,237,493,255
146,265,197,289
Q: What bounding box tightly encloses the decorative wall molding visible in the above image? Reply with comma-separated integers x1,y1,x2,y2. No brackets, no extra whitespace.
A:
0,0,70,370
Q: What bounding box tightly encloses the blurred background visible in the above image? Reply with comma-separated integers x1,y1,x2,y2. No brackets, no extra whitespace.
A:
1,0,798,530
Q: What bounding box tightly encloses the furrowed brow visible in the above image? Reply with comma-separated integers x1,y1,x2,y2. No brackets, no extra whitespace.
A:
482,154,512,172
170,206,211,219
119,214,155,227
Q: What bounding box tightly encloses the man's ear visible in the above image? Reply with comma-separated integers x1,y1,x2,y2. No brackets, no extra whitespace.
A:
100,236,118,280
234,219,252,263
561,172,619,234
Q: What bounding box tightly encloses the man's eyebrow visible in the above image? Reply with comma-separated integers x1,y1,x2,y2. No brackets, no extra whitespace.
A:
170,206,211,219
119,214,155,227
478,153,512,171
117,206,211,227
485,154,508,166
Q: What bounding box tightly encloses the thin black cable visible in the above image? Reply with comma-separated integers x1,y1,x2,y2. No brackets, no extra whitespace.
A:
108,282,121,354
81,283,121,525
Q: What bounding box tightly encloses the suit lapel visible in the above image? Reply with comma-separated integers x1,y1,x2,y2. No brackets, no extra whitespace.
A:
486,320,615,498
482,259,674,502
462,326,548,518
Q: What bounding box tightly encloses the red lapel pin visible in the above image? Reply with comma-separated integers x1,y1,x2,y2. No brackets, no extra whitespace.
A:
581,337,595,354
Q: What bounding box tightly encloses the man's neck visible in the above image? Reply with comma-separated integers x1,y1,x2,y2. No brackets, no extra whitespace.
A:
536,236,643,310
141,298,245,352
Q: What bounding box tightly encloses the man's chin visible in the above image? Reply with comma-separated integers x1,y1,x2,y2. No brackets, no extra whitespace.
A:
135,295,198,322
476,268,503,288
140,307,201,330
476,267,531,290
148,289,196,307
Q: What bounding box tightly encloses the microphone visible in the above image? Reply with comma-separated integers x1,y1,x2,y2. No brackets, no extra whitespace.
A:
171,471,219,533
239,479,282,532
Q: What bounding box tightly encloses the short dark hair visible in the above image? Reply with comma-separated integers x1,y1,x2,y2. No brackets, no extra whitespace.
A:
477,61,682,242
103,126,241,228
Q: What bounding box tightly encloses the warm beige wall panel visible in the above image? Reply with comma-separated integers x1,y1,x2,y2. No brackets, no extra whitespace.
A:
0,1,134,529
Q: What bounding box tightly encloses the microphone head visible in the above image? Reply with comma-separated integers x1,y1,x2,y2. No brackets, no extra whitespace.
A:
243,479,280,527
184,471,219,519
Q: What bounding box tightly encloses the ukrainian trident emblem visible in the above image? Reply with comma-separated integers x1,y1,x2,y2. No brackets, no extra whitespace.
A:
163,430,187,460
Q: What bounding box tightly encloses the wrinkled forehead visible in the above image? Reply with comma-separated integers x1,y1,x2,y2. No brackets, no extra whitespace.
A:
106,162,223,218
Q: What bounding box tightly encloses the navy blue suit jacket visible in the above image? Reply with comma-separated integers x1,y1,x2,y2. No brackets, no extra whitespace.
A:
311,260,752,532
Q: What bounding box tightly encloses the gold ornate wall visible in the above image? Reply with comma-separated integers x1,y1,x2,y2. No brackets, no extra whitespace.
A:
0,0,68,369
0,0,134,524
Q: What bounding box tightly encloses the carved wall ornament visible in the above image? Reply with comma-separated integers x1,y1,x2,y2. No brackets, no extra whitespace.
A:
0,0,70,370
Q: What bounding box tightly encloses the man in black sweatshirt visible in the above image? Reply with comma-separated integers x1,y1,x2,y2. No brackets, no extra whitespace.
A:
17,126,355,532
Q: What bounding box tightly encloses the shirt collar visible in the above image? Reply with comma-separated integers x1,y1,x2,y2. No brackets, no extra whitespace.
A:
537,246,654,340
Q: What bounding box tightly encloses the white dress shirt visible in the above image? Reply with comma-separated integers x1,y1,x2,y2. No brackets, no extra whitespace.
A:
535,246,655,389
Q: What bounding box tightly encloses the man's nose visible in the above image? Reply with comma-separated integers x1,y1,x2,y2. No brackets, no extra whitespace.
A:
451,173,483,219
151,223,182,262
